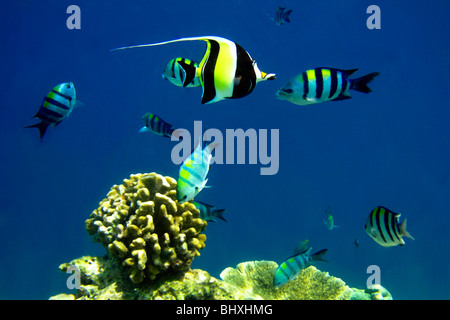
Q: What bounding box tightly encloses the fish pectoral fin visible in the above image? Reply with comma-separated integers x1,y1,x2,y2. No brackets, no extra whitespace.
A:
139,126,150,133
303,95,318,102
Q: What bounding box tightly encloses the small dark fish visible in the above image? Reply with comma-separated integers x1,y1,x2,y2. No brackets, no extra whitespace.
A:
25,82,78,139
193,201,227,222
139,113,181,139
365,206,415,247
323,205,339,230
275,7,293,26
354,238,360,248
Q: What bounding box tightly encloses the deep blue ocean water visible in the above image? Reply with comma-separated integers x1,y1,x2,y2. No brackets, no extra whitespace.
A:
1,0,449,300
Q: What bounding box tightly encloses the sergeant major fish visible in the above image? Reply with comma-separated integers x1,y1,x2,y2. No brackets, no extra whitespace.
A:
323,205,339,230
193,201,227,222
273,241,328,288
177,139,219,203
275,7,293,26
163,57,201,88
111,36,276,104
25,82,79,139
365,206,415,247
139,112,181,139
275,68,380,106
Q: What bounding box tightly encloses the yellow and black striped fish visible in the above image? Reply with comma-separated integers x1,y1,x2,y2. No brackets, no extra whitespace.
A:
163,57,201,88
25,82,78,139
275,68,379,106
111,36,276,104
365,206,415,247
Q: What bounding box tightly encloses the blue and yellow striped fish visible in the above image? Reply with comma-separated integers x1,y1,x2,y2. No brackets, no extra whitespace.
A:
275,68,380,106
163,57,201,88
273,245,328,288
177,140,219,203
365,206,415,247
111,36,276,104
193,201,227,222
139,113,181,139
25,82,78,139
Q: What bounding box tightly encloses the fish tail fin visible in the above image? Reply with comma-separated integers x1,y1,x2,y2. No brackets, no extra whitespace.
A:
311,249,329,262
400,219,415,240
350,72,380,93
213,209,227,222
284,9,293,22
25,121,49,139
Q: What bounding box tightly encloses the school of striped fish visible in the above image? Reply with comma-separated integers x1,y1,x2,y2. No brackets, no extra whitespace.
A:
24,6,415,289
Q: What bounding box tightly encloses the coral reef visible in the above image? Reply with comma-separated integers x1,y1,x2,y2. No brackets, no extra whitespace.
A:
50,257,392,300
50,171,392,300
220,261,353,300
85,173,207,284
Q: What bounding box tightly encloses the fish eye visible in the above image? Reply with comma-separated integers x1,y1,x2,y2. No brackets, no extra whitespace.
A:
282,88,293,94
182,195,187,200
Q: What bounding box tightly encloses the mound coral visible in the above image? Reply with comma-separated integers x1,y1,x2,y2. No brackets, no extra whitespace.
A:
220,261,353,300
50,258,392,300
85,172,207,284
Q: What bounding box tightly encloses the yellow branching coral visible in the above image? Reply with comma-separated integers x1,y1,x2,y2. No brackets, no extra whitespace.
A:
85,173,207,284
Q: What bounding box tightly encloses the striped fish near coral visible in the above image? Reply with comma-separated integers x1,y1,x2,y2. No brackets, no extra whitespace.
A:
275,68,380,106
139,112,181,139
365,206,415,247
111,36,276,104
177,139,219,203
163,57,201,88
193,201,227,222
25,82,79,139
273,240,328,288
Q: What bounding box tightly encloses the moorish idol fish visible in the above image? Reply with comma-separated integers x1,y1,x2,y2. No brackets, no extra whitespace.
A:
275,7,293,26
275,68,380,106
25,82,79,139
163,57,201,88
365,206,415,247
273,241,328,288
193,201,227,222
139,112,181,139
323,205,339,230
177,139,219,203
111,36,276,104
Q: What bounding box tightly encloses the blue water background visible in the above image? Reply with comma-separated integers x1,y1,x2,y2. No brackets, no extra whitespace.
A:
1,0,449,299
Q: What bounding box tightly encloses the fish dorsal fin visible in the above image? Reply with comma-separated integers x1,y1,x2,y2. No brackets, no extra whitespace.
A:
342,68,359,77
294,243,311,256
110,36,227,52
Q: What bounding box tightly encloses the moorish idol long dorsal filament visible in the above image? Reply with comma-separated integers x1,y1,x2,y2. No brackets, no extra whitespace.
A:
111,36,276,104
